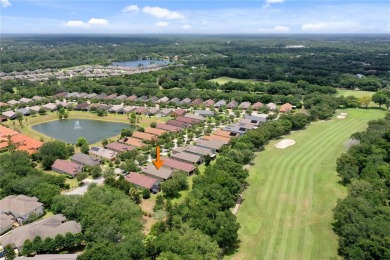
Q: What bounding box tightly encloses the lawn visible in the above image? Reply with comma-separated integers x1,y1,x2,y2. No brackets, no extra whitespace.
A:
208,77,258,84
229,108,385,260
337,88,375,98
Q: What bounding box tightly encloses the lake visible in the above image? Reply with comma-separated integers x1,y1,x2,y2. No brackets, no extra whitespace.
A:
112,59,169,68
32,119,130,144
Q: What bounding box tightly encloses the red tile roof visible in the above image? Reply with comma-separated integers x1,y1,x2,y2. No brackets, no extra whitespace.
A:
132,131,157,141
155,123,182,132
280,103,293,112
161,157,196,173
52,159,82,177
125,172,158,189
176,116,201,124
134,107,148,114
10,134,43,154
172,109,186,117
144,127,167,136
106,142,135,153
201,135,230,144
213,130,232,138
119,137,145,147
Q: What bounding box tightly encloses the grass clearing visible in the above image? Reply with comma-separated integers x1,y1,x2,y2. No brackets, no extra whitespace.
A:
229,109,385,260
337,89,375,98
209,77,258,84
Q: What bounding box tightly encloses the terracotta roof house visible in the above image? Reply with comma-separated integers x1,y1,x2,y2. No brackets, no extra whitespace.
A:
0,214,81,251
214,100,226,108
161,157,196,174
116,94,127,100
125,172,159,191
134,106,148,115
74,102,90,110
180,98,192,104
177,116,201,125
0,125,19,138
2,111,16,119
227,100,239,109
85,93,98,99
194,110,215,117
19,97,32,104
89,146,118,161
0,102,8,107
106,142,135,154
213,129,234,138
171,152,203,164
172,108,186,117
157,96,170,103
127,95,138,101
169,97,181,105
119,137,145,148
191,98,203,106
132,131,157,142
266,102,277,110
11,134,43,154
184,113,205,121
166,120,190,128
0,195,44,224
157,108,173,117
145,127,167,136
71,153,100,167
155,123,182,132
204,99,215,107
280,103,293,113
239,101,251,110
106,93,117,99
141,164,173,181
195,139,225,152
183,145,215,157
52,159,82,177
147,107,160,115
251,102,263,110
7,100,20,106
201,135,230,144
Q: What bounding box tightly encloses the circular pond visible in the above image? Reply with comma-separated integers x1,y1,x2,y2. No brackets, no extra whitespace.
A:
32,119,130,144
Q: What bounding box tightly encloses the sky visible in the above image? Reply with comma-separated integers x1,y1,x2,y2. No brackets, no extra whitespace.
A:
1,0,389,34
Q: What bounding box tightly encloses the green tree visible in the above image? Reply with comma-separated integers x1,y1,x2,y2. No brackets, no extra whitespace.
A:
150,121,157,128
42,237,54,252
372,92,388,107
142,189,151,199
358,96,372,108
64,232,75,248
15,112,23,127
21,239,34,256
4,244,16,260
32,236,43,253
80,143,89,154
90,166,102,179
76,137,88,147
53,234,65,250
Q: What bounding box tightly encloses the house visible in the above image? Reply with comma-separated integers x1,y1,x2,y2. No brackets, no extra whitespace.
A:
155,123,182,132
74,102,90,111
42,103,57,111
19,97,32,104
119,137,145,148
141,164,173,181
125,172,160,191
71,153,100,167
89,146,118,161
2,111,16,119
201,135,230,144
157,108,173,117
184,113,205,121
148,96,159,103
132,131,157,142
266,102,277,110
32,95,43,101
85,93,98,99
51,159,82,177
183,145,215,158
137,96,148,102
194,110,215,117
66,92,79,99
169,97,180,105
134,106,148,115
15,108,31,116
106,142,135,154
11,134,43,154
214,129,234,138
0,213,14,235
118,106,137,114
239,101,251,110
160,157,195,175
106,93,117,99
97,104,112,111
214,100,226,108
0,102,8,107
191,98,203,106
0,195,44,224
144,127,167,137
0,115,8,122
244,114,267,125
166,120,190,128
28,106,41,113
172,109,186,117
195,139,225,152
280,103,293,113
157,96,170,103
77,92,88,98
108,105,124,113
15,254,78,260
7,100,19,106
227,100,239,109
171,152,203,164
204,99,215,107
180,98,192,105
55,92,68,98
127,95,138,101
96,93,107,99
224,122,256,136
0,214,81,251
147,107,160,116
116,94,127,100
176,116,201,125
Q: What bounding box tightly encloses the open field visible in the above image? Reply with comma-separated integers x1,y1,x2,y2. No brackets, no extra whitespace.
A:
337,89,375,98
209,77,258,84
230,109,385,260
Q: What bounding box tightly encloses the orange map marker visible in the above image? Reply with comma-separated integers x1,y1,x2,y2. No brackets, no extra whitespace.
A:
152,146,164,170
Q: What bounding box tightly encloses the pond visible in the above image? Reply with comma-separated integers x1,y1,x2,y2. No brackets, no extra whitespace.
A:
112,59,169,68
32,119,131,144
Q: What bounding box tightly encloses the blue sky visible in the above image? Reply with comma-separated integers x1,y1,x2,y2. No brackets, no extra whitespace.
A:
1,0,389,33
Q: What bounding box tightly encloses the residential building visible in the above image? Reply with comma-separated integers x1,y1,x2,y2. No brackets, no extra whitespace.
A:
147,107,160,115
0,213,14,235
141,164,173,181
7,100,20,106
169,97,180,105
116,94,127,100
166,120,190,128
106,93,117,99
204,99,215,107
0,195,44,224
126,95,138,101
194,110,214,117
85,93,98,99
119,137,145,148
42,103,57,111
125,172,159,191
171,152,203,164
71,153,101,167
2,111,16,119
184,113,205,121
252,102,264,110
74,102,89,111
183,145,215,157
244,114,267,125
155,123,182,132
214,100,226,108
190,98,203,106
180,98,192,104
134,106,148,115
15,254,78,260
227,100,239,109
106,142,135,154
157,96,170,103
161,157,195,174
32,95,43,101
108,105,124,113
172,109,186,117
280,103,293,113
176,116,201,125
201,135,230,144
89,146,118,161
15,108,31,116
144,127,167,136
10,134,43,154
51,159,83,178
157,108,173,117
132,131,157,142
19,98,32,104
266,102,277,110
239,101,251,110
213,129,234,138
195,139,225,152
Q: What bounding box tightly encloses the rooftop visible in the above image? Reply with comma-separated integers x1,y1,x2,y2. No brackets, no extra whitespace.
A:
52,159,82,177
161,157,196,173
0,195,43,217
141,164,173,180
125,172,158,190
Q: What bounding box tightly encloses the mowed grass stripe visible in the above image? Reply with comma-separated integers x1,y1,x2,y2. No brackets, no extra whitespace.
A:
229,109,386,260
264,120,350,259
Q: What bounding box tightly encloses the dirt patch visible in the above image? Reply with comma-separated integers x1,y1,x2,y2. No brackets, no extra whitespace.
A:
275,139,295,149
140,198,157,234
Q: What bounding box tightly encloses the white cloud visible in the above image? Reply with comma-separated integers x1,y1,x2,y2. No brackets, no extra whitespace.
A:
1,0,11,8
156,21,168,27
65,18,108,28
265,0,284,3
142,6,185,20
258,25,290,33
122,5,140,13
181,24,191,29
301,21,360,32
301,22,327,31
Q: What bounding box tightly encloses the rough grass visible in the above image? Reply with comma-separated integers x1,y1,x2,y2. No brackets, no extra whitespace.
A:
208,77,258,84
337,89,375,98
229,109,386,260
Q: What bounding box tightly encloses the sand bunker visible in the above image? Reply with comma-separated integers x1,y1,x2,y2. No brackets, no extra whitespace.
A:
340,113,348,116
275,139,296,149
337,115,346,119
